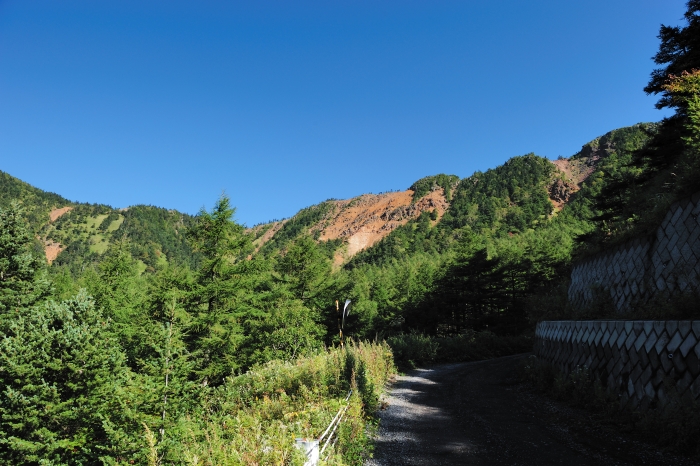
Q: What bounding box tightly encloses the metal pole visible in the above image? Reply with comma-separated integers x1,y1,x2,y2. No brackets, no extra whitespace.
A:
336,300,342,347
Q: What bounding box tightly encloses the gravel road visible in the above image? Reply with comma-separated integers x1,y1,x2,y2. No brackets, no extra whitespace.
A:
367,354,699,466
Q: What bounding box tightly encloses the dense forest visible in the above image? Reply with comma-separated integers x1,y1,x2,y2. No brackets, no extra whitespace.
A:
1,2,699,464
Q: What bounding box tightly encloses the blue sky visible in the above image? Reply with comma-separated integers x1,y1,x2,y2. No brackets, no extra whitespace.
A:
0,1,688,226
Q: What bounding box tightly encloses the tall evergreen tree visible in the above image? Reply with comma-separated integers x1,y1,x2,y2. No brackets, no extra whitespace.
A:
275,235,331,306
645,1,700,111
0,291,134,465
138,267,199,460
0,201,50,318
186,195,251,384
634,1,700,174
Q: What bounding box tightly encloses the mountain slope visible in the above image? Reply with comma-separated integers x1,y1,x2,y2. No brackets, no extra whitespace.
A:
0,170,74,230
0,171,197,271
0,123,653,273
254,177,456,266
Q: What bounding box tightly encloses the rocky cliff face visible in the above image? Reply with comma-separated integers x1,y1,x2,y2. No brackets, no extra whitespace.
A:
548,177,577,209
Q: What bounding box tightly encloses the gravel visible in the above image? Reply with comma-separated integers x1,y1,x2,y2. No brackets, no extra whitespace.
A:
367,354,700,466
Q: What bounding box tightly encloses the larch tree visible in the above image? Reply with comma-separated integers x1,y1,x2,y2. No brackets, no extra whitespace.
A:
186,194,251,384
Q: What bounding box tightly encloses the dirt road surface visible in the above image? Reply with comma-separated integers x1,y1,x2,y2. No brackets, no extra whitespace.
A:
367,354,699,466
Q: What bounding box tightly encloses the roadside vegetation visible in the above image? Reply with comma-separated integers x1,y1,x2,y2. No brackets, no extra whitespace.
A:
0,198,394,465
388,331,532,371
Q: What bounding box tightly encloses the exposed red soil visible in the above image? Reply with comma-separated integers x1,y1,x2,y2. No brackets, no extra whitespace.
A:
320,188,448,261
252,188,449,266
548,158,597,211
41,207,73,262
249,220,287,254
43,239,64,264
49,206,73,222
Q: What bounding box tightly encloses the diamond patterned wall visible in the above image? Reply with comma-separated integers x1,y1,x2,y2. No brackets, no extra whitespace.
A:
535,320,700,410
568,191,700,311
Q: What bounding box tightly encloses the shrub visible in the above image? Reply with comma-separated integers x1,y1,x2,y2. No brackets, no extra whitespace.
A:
388,331,533,370
386,333,439,369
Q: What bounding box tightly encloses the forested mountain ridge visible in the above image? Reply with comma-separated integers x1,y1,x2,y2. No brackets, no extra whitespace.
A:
0,123,652,276
0,170,74,230
0,170,198,272
252,184,454,267
249,124,654,269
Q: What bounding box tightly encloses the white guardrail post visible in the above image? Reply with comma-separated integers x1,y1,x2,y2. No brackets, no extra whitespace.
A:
295,390,352,466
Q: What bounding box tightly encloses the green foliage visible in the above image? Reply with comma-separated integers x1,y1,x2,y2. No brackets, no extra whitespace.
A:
341,251,448,337
0,170,73,231
0,170,199,273
2,6,700,460
0,291,133,465
154,342,393,465
259,201,336,255
585,1,700,250
0,201,51,316
318,237,343,259
388,331,532,370
118,205,197,270
275,236,331,304
409,174,459,202
348,211,450,269
98,211,121,232
644,0,700,111
385,332,439,369
186,195,255,383
573,124,656,244
441,153,554,235
243,295,324,366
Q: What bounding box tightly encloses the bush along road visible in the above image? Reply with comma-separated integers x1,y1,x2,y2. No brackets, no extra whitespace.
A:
367,354,699,466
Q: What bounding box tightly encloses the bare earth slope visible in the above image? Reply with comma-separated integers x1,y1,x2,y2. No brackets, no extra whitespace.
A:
252,188,448,262
42,206,74,263
368,355,698,466
320,188,448,258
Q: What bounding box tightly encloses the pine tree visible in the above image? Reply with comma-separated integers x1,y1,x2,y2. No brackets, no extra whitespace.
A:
139,266,199,460
633,1,700,176
645,1,700,111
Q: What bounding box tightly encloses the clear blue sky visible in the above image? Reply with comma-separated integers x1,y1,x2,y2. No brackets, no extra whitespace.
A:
0,1,688,226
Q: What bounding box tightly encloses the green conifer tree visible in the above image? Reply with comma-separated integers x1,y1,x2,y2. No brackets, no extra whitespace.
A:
275,235,331,305
186,194,251,384
0,201,50,318
0,291,133,464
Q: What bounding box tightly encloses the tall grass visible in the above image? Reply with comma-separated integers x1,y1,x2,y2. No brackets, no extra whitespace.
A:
145,341,393,465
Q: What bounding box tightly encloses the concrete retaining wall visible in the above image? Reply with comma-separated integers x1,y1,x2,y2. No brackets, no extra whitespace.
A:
568,191,700,311
535,320,700,410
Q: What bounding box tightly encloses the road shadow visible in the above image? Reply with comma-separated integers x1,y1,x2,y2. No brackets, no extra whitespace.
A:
368,354,699,466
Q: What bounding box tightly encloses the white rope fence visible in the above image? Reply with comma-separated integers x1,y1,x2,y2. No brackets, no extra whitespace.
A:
295,390,352,466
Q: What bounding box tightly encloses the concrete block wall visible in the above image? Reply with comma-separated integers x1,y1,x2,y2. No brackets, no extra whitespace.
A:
568,191,700,311
535,320,700,410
